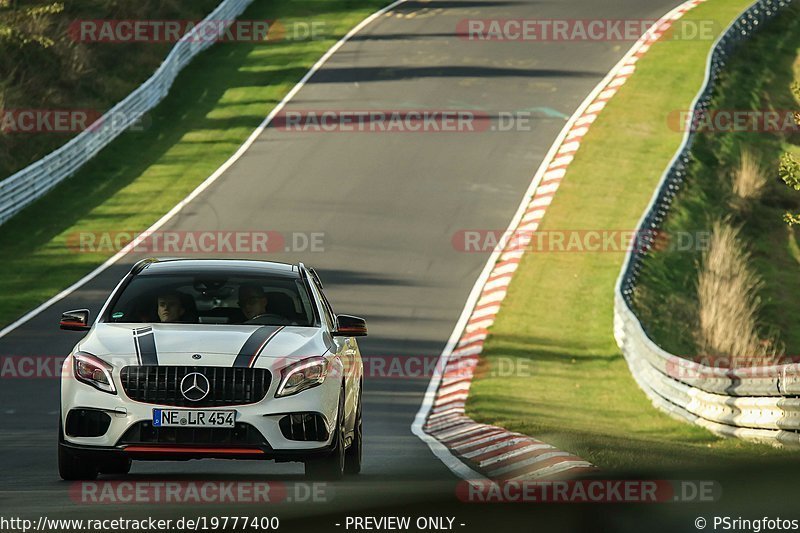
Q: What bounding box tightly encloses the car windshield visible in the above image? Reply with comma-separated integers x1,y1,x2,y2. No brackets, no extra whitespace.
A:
106,273,316,326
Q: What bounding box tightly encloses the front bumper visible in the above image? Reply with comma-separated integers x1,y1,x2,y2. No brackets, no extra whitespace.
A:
60,356,342,461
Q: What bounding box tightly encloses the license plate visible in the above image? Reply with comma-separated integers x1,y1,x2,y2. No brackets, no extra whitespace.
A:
152,409,236,428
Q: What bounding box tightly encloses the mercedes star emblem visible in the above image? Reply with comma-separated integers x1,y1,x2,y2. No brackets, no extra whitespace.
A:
180,372,210,402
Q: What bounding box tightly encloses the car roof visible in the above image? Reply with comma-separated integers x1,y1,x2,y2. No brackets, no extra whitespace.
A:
135,258,300,279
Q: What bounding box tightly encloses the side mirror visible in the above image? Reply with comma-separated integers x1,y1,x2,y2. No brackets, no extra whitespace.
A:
333,315,367,337
60,309,91,331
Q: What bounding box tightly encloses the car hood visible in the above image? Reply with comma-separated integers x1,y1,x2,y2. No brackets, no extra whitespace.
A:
77,323,333,368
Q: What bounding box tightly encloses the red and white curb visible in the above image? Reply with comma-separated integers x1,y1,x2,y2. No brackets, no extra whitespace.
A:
413,0,707,481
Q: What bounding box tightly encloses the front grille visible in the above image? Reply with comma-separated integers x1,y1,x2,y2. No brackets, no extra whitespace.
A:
279,413,329,442
120,366,271,407
118,421,267,446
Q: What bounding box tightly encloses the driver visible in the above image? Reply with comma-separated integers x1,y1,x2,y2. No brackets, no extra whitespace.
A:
238,283,269,321
157,290,186,323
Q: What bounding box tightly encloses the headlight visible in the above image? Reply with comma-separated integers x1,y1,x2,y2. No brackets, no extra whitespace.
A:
73,352,116,395
275,357,329,398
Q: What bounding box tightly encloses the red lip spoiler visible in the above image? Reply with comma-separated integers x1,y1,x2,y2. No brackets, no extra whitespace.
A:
124,446,264,455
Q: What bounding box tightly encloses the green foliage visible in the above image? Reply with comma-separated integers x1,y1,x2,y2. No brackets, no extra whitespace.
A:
784,213,800,226
780,153,800,190
779,82,800,224
0,0,220,178
632,5,800,354
0,3,63,47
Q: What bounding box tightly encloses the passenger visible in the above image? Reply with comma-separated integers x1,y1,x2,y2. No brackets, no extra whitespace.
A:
156,291,186,323
238,283,268,321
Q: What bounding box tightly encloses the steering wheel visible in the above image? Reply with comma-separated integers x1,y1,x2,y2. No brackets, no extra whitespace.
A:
244,313,295,326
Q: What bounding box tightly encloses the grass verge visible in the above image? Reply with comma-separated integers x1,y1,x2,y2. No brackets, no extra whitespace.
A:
632,6,800,357
466,0,800,471
0,0,388,327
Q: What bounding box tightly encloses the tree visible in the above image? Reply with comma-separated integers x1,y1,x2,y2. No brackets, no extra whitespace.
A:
780,82,800,226
0,2,63,49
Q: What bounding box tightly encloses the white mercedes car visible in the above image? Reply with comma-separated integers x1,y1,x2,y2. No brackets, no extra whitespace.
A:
58,258,365,480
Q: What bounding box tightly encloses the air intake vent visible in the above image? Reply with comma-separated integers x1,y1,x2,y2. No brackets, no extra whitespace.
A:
66,409,111,437
279,413,329,441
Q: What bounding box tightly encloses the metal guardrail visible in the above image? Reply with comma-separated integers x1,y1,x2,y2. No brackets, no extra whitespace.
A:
613,0,800,446
0,0,255,226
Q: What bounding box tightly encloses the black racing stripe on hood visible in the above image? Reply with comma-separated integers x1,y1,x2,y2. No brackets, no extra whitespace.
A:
233,326,284,368
133,327,158,365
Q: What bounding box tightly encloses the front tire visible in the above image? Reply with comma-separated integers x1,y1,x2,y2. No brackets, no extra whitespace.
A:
58,444,98,481
58,420,98,481
304,389,346,480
